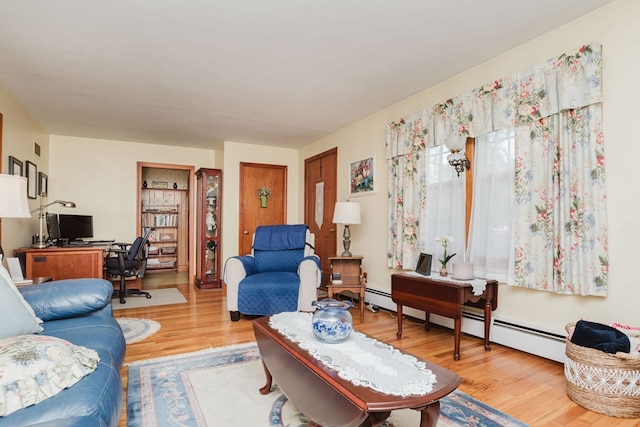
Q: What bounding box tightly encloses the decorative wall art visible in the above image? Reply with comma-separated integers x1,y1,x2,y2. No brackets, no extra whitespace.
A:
26,161,38,199
8,156,23,176
39,172,48,197
349,156,375,196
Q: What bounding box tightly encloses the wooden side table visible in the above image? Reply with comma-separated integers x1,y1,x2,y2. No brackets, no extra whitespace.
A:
327,256,366,321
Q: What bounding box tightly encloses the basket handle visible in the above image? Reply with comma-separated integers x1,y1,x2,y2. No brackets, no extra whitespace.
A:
565,322,576,335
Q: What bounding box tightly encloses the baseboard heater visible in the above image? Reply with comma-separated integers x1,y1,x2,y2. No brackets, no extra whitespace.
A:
364,287,567,363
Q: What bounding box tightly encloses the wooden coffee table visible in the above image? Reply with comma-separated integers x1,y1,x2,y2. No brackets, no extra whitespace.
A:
253,316,461,427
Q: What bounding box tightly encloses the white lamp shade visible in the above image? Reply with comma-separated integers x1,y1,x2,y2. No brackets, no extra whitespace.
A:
332,202,361,225
0,174,31,218
444,135,467,151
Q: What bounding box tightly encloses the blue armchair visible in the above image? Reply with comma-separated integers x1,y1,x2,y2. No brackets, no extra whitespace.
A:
223,224,321,321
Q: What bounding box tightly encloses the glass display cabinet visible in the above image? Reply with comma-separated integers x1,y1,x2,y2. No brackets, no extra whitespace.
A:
195,168,222,289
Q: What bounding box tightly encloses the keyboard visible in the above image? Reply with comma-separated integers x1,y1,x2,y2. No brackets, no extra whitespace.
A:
67,239,115,246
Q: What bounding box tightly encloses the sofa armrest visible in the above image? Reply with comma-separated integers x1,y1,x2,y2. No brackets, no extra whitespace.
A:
19,279,114,322
223,256,256,311
298,255,321,312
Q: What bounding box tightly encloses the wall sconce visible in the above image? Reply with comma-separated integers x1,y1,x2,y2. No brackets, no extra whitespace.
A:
30,193,76,248
332,201,361,257
445,135,471,177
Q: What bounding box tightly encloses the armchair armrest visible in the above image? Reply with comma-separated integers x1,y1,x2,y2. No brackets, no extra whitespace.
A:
223,256,257,311
19,279,114,321
298,255,321,312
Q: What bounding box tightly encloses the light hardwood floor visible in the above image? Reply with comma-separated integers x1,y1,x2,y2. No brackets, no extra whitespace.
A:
114,283,639,427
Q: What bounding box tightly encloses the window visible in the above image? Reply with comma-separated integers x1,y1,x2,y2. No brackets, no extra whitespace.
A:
423,129,514,281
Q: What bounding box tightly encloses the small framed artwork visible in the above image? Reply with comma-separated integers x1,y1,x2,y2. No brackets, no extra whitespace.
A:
415,253,433,276
9,156,23,176
39,172,48,197
26,161,38,199
349,155,375,197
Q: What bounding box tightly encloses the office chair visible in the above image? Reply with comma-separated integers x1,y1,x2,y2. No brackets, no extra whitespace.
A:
105,227,153,304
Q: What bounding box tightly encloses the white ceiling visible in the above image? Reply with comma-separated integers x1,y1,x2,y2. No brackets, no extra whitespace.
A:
0,0,612,150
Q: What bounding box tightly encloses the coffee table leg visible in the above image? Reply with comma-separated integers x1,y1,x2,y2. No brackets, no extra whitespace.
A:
396,304,403,338
418,401,440,427
259,360,273,395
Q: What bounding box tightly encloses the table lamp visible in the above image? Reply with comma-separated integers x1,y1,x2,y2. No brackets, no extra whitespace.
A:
332,201,361,257
0,174,32,257
30,193,76,248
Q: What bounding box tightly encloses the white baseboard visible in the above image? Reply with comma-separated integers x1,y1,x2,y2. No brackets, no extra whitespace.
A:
365,289,566,363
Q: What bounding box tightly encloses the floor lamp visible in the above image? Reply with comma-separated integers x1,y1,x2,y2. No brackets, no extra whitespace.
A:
30,193,76,248
332,201,361,257
0,174,32,257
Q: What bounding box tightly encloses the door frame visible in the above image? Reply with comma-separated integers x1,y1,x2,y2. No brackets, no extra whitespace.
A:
137,161,195,285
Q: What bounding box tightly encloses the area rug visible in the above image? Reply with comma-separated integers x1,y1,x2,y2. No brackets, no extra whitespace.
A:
116,318,161,344
126,343,529,427
112,288,187,310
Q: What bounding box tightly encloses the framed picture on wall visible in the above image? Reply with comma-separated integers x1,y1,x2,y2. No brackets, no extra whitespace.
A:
9,156,23,176
349,155,375,197
39,172,48,197
26,161,37,199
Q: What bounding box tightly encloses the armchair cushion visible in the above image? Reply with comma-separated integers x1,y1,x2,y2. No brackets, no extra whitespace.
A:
253,224,308,273
238,272,299,315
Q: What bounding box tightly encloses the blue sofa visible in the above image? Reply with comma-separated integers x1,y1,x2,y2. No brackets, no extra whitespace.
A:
0,279,126,427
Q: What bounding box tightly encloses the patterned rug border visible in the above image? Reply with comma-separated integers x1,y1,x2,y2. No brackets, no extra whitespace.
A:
125,342,256,366
126,342,529,427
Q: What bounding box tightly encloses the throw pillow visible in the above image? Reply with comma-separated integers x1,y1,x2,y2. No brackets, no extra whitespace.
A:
0,266,43,339
0,334,100,417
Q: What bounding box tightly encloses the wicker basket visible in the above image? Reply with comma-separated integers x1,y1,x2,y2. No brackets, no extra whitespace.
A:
564,323,640,418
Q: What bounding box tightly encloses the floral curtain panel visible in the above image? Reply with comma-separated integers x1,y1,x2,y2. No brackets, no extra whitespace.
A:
386,42,607,296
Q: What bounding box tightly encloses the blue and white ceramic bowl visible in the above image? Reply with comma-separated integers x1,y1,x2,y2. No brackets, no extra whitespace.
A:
311,298,353,343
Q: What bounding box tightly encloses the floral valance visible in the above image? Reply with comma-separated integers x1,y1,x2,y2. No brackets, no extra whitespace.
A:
386,42,602,159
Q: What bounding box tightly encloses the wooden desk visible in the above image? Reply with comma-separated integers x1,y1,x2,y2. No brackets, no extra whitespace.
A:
14,246,107,281
391,273,498,360
253,316,461,427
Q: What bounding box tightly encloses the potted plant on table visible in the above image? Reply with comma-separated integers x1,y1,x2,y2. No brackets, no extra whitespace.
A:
435,236,456,276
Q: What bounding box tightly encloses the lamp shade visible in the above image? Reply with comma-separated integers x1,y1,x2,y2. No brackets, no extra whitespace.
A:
0,174,31,218
332,202,361,225
444,135,467,151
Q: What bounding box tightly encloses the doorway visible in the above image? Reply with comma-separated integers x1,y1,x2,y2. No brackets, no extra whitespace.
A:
238,163,287,256
304,148,338,286
137,162,194,285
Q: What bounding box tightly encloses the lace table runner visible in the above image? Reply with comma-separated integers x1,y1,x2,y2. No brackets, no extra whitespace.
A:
268,312,437,397
403,272,487,295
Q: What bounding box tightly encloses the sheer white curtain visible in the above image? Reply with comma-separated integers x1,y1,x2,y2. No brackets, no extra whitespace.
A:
424,144,466,270
468,129,515,282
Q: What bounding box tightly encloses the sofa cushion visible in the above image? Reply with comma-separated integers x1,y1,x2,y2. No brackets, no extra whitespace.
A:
0,335,99,417
0,268,43,339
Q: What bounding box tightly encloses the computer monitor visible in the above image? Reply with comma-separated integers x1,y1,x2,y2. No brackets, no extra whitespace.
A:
46,213,60,240
58,214,94,241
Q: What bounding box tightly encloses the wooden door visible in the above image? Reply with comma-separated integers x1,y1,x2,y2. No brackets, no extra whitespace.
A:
239,163,287,256
304,148,338,286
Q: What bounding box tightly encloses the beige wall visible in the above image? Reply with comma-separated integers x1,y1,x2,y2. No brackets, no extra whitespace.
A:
300,0,640,333
0,85,49,251
48,135,216,245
